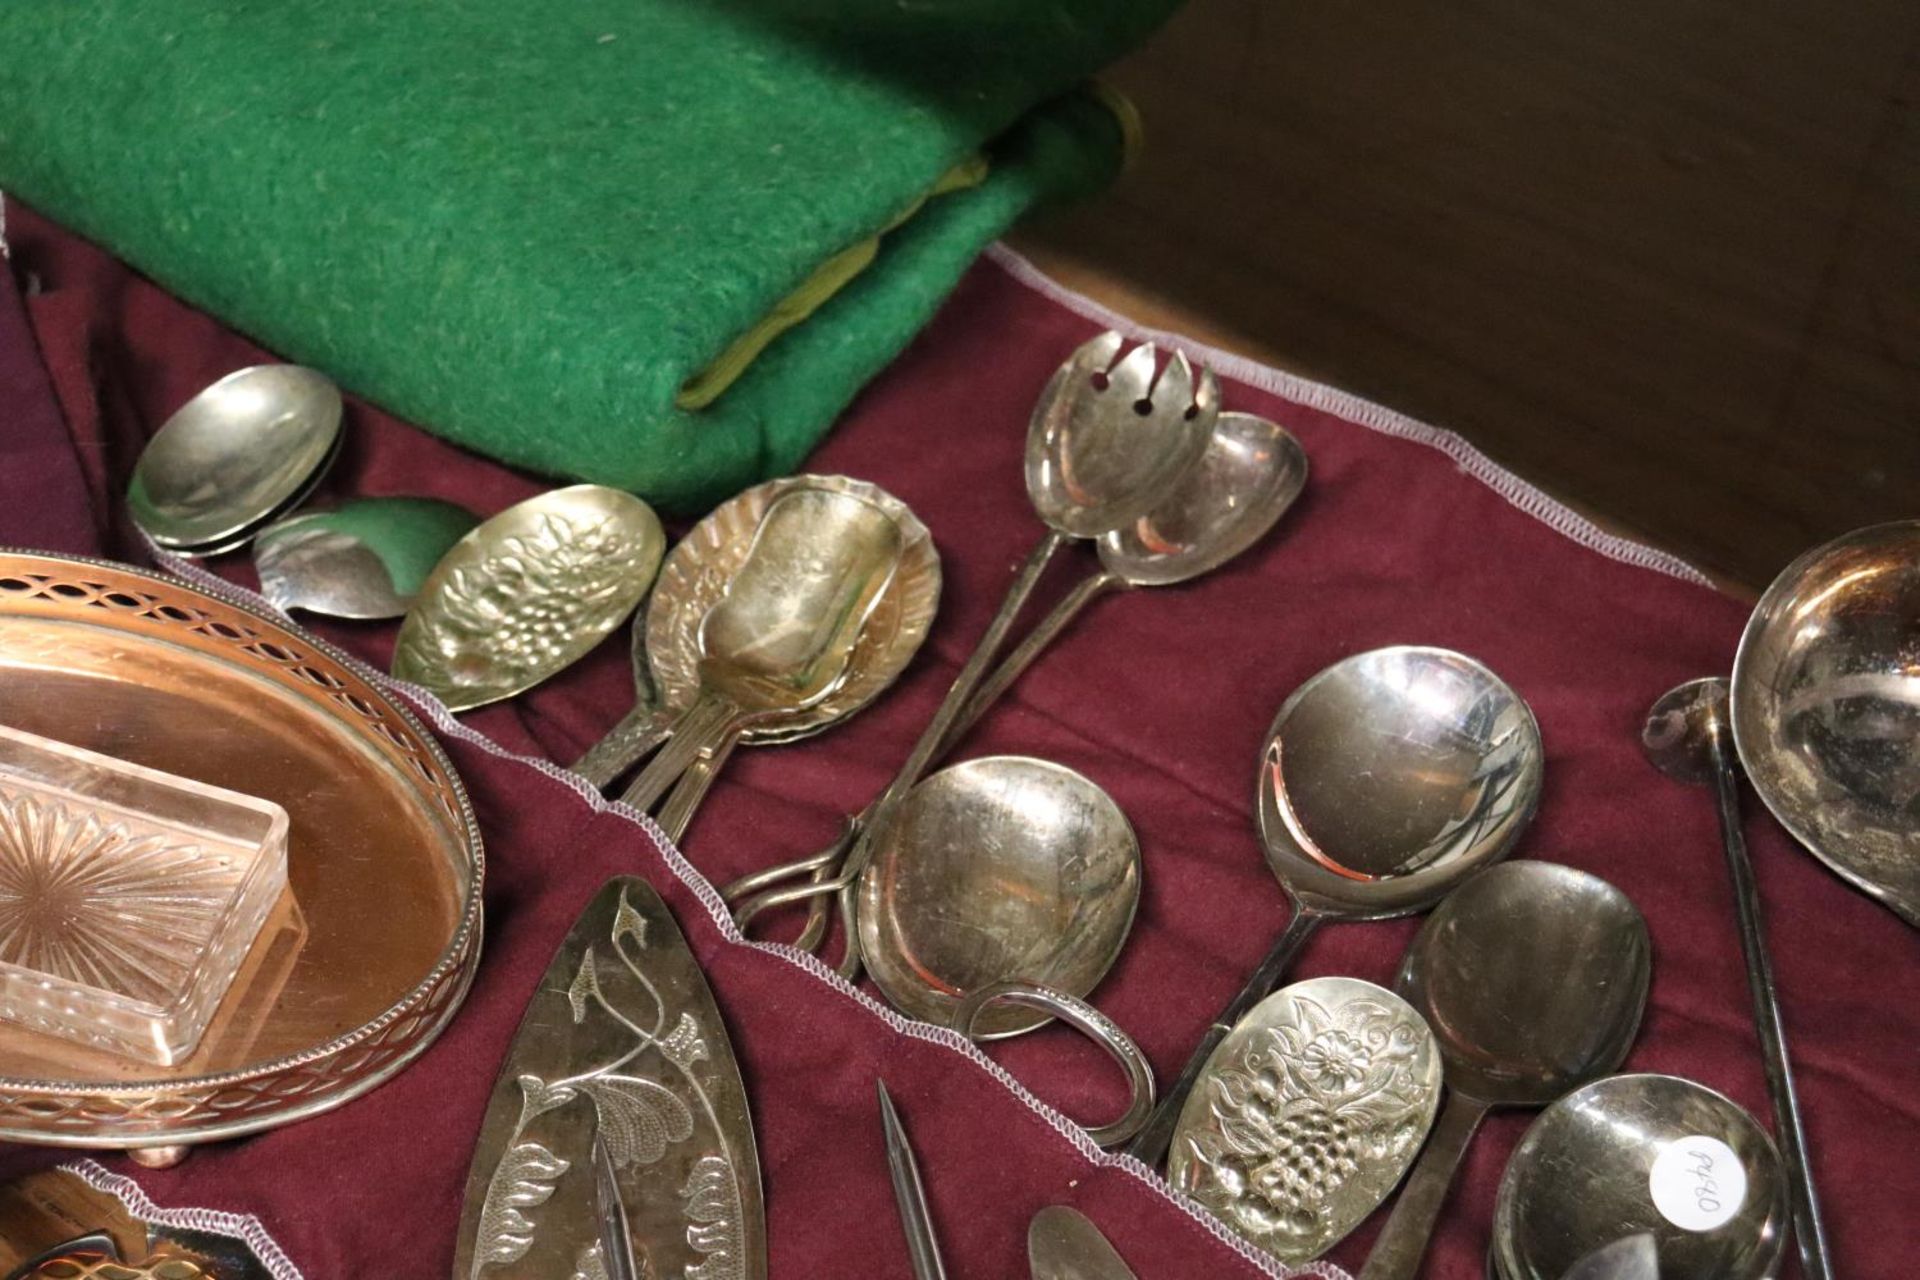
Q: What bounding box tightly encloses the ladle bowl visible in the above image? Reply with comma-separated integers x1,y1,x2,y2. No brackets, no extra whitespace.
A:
1492,1074,1786,1280
1731,518,1920,926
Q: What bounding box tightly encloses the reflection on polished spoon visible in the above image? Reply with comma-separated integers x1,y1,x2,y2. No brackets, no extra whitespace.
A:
1028,1206,1138,1280
618,486,904,816
254,497,477,619
1125,645,1543,1166
1359,861,1651,1280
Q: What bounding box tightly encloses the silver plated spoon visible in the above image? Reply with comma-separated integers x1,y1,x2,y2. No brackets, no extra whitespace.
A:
1358,861,1652,1280
1643,677,1831,1280
860,756,1154,1147
391,484,665,710
1167,976,1442,1266
617,485,904,816
1492,1074,1786,1280
254,496,477,619
129,364,344,553
1126,645,1542,1166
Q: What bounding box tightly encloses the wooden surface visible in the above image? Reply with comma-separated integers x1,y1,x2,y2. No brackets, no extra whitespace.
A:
1009,0,1920,591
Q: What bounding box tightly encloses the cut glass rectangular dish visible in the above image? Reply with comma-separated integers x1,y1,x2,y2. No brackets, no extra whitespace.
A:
0,725,289,1066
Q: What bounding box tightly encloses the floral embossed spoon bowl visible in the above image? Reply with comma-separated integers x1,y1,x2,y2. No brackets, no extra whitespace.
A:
392,485,665,711
1168,976,1441,1266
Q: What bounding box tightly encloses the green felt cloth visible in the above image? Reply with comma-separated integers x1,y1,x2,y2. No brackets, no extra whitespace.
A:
0,1,1174,510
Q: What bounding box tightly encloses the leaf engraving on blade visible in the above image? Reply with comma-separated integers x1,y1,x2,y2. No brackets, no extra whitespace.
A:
470,1075,577,1276
472,1140,571,1274
583,1074,694,1168
612,888,648,951
684,1154,745,1280
659,1012,709,1071
569,949,602,1024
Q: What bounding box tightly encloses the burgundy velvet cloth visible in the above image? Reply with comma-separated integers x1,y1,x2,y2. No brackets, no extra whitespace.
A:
3,199,1914,1279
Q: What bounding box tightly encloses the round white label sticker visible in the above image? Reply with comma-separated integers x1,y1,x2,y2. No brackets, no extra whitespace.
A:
1649,1135,1747,1232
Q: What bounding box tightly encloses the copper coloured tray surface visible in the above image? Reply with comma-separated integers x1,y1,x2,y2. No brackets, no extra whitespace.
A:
0,551,482,1148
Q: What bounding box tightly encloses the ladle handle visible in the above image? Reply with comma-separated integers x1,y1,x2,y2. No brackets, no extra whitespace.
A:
1124,908,1325,1166
1707,721,1834,1280
1357,1090,1492,1280
572,704,672,789
950,981,1155,1149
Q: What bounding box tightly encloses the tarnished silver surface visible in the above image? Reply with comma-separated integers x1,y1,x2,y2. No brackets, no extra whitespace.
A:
1643,677,1833,1280
877,1080,947,1280
1731,518,1920,927
731,333,1217,964
619,485,906,815
1028,1206,1138,1280
128,365,344,551
1128,646,1541,1167
858,757,1140,1037
1359,862,1652,1280
1168,977,1442,1266
454,878,764,1280
571,475,941,791
254,497,478,620
1554,1235,1660,1280
392,485,665,712
1493,1075,1786,1280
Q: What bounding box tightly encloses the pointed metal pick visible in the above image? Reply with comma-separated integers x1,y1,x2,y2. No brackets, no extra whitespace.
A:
591,1133,640,1280
877,1080,948,1280
1028,1206,1138,1280
1560,1234,1659,1280
453,877,765,1280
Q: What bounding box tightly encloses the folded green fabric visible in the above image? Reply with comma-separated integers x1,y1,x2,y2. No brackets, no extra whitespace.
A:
0,1,1172,510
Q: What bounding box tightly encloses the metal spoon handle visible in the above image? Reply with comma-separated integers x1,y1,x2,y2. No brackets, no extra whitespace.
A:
1707,724,1833,1280
572,705,672,789
655,731,739,844
621,691,737,813
1124,908,1325,1166
1358,1090,1493,1280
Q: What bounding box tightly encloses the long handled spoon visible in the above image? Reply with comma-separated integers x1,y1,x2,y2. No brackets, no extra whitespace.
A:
1643,677,1832,1280
730,332,1217,958
1125,645,1543,1166
1358,861,1651,1280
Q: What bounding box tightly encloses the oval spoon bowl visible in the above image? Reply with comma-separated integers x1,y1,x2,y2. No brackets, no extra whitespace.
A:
129,365,344,550
392,485,664,710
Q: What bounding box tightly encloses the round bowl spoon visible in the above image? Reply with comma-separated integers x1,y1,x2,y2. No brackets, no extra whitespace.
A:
1643,677,1832,1280
129,365,344,554
1358,861,1652,1280
1731,518,1920,927
1492,1074,1787,1280
1125,645,1543,1166
858,756,1152,1145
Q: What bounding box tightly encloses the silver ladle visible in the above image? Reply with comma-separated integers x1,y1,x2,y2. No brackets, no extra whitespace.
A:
1359,861,1652,1280
1491,1073,1787,1280
860,756,1153,1147
1125,645,1543,1166
730,332,1217,955
1643,677,1832,1280
726,407,1300,960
